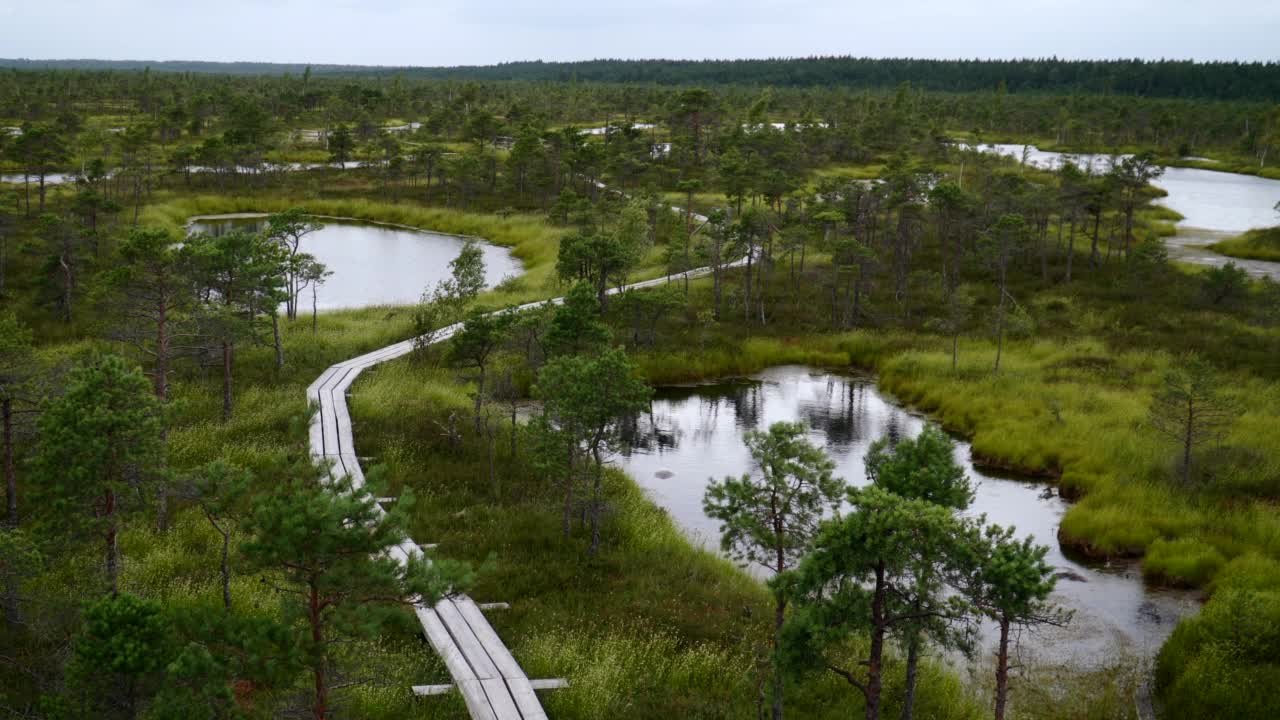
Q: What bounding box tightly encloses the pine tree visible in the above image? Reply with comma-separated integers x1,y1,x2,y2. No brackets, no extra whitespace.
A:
240,465,467,720
31,355,163,594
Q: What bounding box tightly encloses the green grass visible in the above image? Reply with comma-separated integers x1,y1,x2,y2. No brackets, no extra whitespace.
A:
140,193,571,303
347,356,993,719
1,187,588,716
810,162,885,182
660,190,732,216
631,300,1280,579
1208,226,1280,262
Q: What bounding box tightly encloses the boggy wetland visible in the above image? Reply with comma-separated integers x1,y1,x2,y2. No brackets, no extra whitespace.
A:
3,54,1280,720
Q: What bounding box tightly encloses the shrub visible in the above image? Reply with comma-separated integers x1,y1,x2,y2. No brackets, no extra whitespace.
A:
1156,588,1280,720
1143,537,1227,587
1200,262,1250,308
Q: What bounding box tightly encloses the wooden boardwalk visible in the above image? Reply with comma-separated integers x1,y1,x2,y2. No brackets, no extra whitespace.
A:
306,228,727,719
308,323,557,720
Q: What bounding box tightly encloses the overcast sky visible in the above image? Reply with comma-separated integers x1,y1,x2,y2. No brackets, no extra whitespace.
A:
1,0,1277,66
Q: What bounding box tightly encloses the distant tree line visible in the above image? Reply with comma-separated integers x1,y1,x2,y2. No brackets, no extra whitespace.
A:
3,56,1279,100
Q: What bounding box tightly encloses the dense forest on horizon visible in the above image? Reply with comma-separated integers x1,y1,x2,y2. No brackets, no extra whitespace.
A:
3,55,1280,100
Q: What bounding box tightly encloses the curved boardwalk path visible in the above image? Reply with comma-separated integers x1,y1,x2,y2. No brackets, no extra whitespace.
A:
307,235,720,719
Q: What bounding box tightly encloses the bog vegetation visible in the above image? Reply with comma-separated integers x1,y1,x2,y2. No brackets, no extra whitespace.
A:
1,59,1279,720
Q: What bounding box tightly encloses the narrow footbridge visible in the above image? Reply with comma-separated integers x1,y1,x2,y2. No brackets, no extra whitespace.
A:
308,327,559,720
307,245,724,719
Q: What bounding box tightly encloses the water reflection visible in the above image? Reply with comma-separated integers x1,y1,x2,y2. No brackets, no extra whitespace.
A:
619,365,1199,666
975,143,1280,277
187,215,521,310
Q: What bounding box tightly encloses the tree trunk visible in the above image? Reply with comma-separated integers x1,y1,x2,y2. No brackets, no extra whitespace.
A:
312,285,319,334
1065,217,1076,283
866,562,886,720
1182,403,1195,485
994,261,1008,374
221,340,234,422
309,581,328,720
487,422,498,498
588,445,604,555
1,329,21,632
0,231,7,294
59,253,74,323
1124,205,1136,259
473,368,486,434
272,313,284,371
1089,212,1101,268
209,515,231,611
3,398,14,528
772,593,786,720
105,489,119,595
994,617,1011,720
712,239,724,321
156,488,169,532
562,445,574,538
154,304,169,400
901,634,920,720
1040,219,1050,283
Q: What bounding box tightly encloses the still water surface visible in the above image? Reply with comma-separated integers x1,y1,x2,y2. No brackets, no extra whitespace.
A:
188,215,521,310
620,365,1199,666
978,144,1280,277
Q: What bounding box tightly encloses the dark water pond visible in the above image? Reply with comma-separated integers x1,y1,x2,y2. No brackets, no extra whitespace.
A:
187,214,520,310
619,365,1199,666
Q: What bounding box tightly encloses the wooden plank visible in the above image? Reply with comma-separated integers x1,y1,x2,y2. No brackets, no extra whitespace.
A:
434,600,501,680
318,368,354,456
339,343,404,368
330,386,356,457
416,607,476,681
397,540,421,559
479,678,523,720
454,595,525,680
338,454,365,489
305,364,343,398
411,684,454,696
507,677,549,720
307,413,326,462
529,679,570,691
458,680,498,720
416,607,497,720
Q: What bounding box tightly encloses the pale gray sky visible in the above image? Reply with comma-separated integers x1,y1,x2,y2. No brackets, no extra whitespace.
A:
0,0,1277,65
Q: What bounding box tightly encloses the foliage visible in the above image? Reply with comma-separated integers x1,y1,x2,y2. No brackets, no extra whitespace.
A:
1199,261,1252,307
776,486,977,720
53,592,174,720
865,425,973,510
30,354,163,592
704,421,843,575
240,463,469,719
1156,587,1280,720
1208,226,1280,262
545,281,612,357
536,346,651,553
1147,355,1238,484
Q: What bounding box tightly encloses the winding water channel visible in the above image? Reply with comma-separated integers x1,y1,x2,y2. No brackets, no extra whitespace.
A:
188,215,521,309
620,366,1200,667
